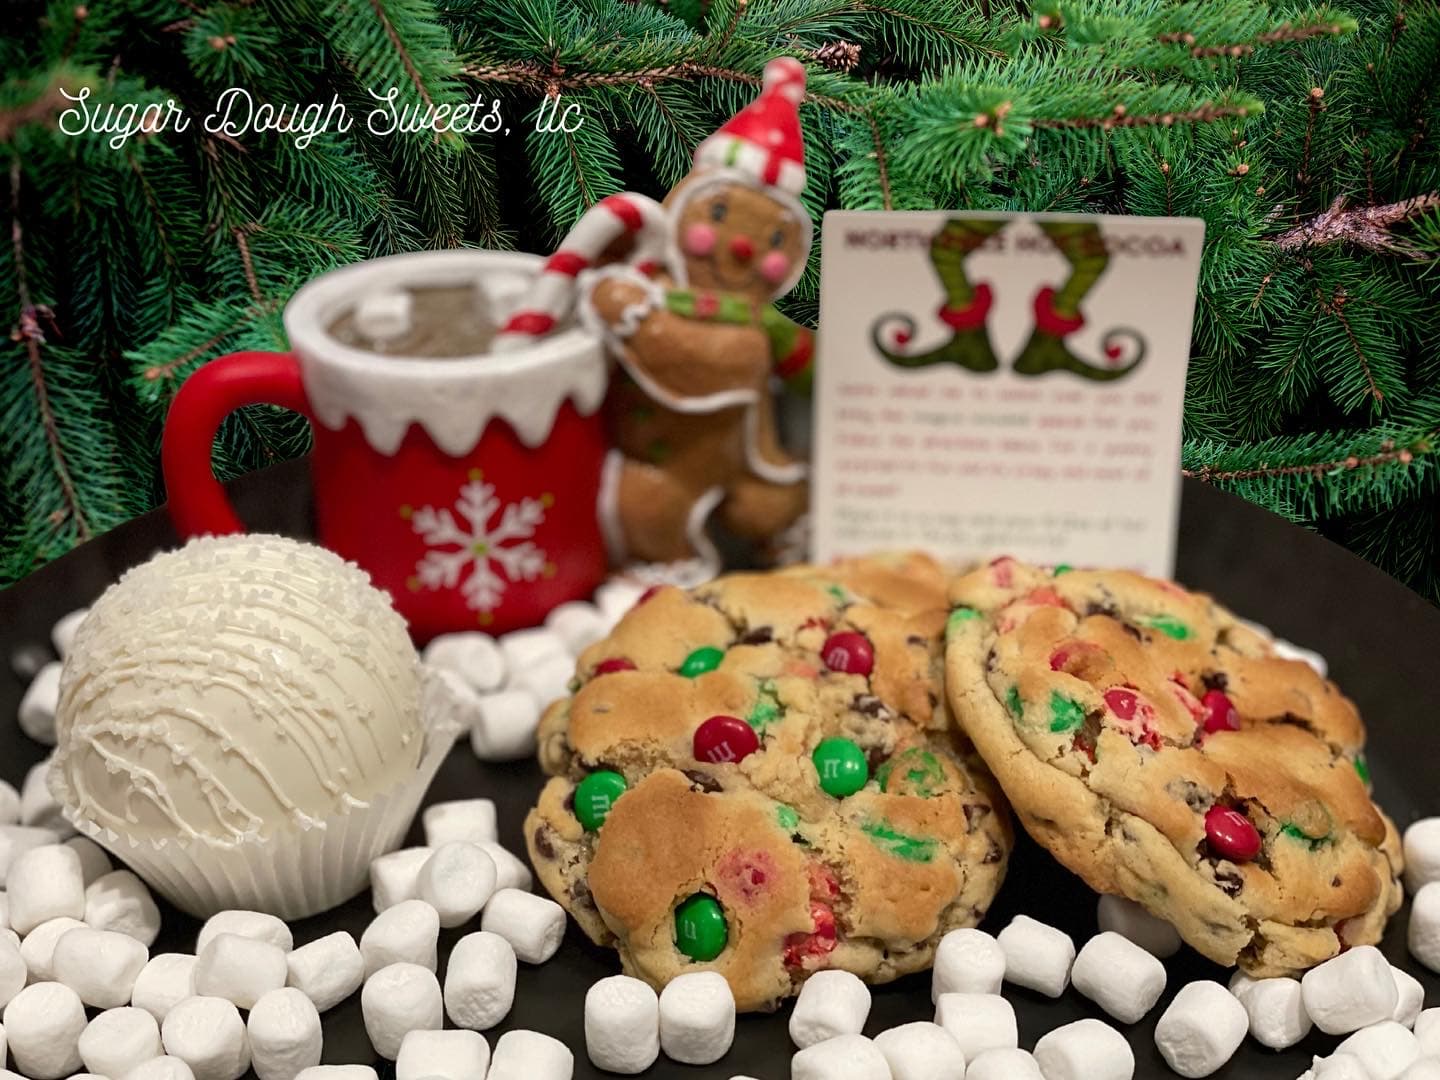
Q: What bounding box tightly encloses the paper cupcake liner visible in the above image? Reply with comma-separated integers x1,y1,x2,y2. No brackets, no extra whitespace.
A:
57,665,465,921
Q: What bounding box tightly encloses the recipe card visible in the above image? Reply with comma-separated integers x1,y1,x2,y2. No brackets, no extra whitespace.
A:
811,210,1206,576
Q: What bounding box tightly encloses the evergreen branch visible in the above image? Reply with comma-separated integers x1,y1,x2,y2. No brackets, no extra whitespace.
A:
7,158,88,540
1315,287,1383,404
854,1,1006,60
461,58,858,111
1183,435,1430,483
1032,99,1255,131
1272,192,1440,258
864,106,892,210
1158,16,1351,59
369,0,438,110
142,303,277,384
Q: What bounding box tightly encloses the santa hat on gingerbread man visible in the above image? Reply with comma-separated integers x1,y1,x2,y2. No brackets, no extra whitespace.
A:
692,57,808,194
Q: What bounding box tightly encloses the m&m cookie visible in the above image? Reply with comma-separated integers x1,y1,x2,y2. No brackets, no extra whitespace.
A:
944,559,1402,978
525,554,1011,1011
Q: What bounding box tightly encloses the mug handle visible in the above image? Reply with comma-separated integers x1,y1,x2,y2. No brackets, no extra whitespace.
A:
161,351,314,537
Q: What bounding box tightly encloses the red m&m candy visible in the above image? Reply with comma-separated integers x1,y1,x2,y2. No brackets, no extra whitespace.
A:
1200,690,1240,734
693,715,759,765
821,632,874,676
1205,805,1261,862
595,657,637,675
1103,687,1139,720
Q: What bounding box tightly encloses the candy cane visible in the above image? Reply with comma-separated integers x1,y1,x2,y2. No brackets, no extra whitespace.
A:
495,192,670,351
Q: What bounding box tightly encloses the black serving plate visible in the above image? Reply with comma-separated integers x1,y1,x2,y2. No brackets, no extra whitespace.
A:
2,459,1437,1079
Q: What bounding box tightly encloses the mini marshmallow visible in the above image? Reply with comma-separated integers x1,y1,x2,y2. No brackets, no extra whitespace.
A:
469,688,543,762
19,916,84,981
544,601,609,655
86,869,162,946
791,1033,891,1080
421,799,498,847
873,1021,966,1080
1034,1018,1135,1080
1096,894,1182,958
247,988,322,1080
997,914,1075,998
1404,820,1440,894
965,1048,1042,1080
422,633,505,694
1393,965,1425,1028
369,848,431,912
361,963,442,1060
1302,944,1400,1034
395,1029,490,1080
78,1007,162,1079
480,888,564,963
122,1056,198,1080
20,760,66,831
131,954,198,1024
585,975,659,1074
194,934,287,1010
53,926,148,1008
487,1029,573,1080
8,843,84,934
476,841,533,892
62,836,111,886
1401,1061,1440,1080
417,842,496,929
1334,1021,1422,1080
51,609,88,659
789,969,872,1049
285,932,363,1013
196,910,293,954
0,826,61,887
160,997,250,1080
360,899,440,976
10,641,52,681
0,938,24,1008
1154,980,1248,1078
355,289,412,340
932,927,1006,1001
1305,1052,1371,1079
18,661,61,745
3,981,87,1079
498,627,568,671
1416,1007,1440,1055
1071,931,1167,1023
444,931,517,1031
594,579,646,625
294,1070,375,1080
934,992,1018,1060
1272,636,1327,676
508,653,574,709
658,971,734,1065
0,781,19,825
1231,973,1311,1049
1414,882,1440,974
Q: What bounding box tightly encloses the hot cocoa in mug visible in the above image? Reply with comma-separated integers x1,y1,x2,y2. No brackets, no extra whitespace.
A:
162,250,610,641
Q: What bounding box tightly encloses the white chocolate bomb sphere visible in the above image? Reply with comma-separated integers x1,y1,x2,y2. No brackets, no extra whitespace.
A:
52,535,423,845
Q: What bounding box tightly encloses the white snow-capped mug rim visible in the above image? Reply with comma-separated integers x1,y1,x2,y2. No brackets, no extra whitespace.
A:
284,248,600,385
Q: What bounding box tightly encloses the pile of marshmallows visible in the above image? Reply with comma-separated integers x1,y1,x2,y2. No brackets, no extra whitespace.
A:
731,894,1437,1080
0,791,575,1080
16,579,649,763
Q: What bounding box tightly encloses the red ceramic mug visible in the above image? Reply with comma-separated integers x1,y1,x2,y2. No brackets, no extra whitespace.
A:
162,250,611,642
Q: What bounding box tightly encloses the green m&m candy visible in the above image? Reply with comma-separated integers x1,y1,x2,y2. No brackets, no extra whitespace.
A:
574,770,627,831
812,737,868,797
675,893,728,961
680,646,725,678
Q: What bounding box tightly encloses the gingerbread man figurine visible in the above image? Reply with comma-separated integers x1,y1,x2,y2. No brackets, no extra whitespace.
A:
498,58,815,571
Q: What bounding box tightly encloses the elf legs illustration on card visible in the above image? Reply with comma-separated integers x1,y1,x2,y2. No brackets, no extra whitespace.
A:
873,216,1148,380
